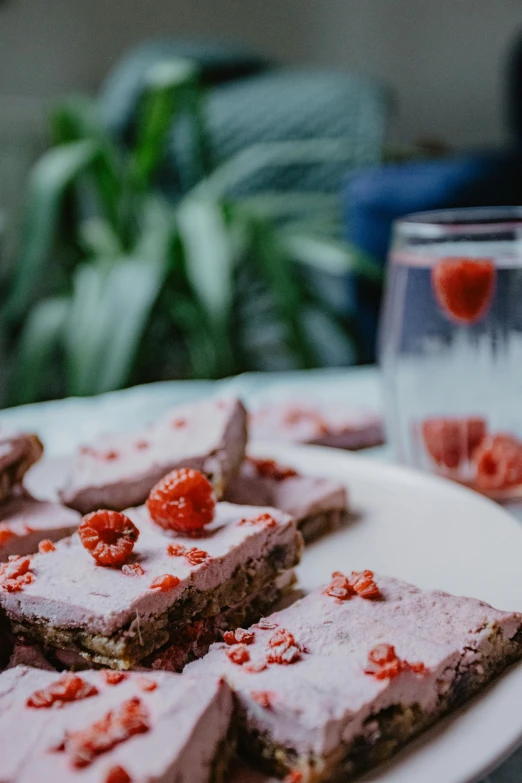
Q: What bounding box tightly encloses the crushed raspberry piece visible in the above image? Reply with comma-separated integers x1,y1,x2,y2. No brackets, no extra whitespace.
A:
172,418,187,428
0,524,15,548
226,644,250,665
136,677,157,692
431,257,496,325
239,513,277,529
135,440,149,450
0,556,34,593
150,574,181,591
101,450,119,461
27,674,98,708
166,543,187,557
249,458,298,481
102,671,127,686
266,628,301,665
255,618,278,630
251,690,275,708
106,766,132,783
146,468,215,533
223,628,255,645
38,539,55,554
185,547,209,565
349,570,382,600
324,572,355,601
422,417,487,470
365,644,429,680
79,510,139,567
121,563,144,577
284,770,303,783
243,661,268,673
63,697,149,768
474,434,522,490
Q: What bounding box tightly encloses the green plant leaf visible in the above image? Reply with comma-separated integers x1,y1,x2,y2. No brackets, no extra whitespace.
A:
10,297,69,404
280,232,383,282
4,140,101,321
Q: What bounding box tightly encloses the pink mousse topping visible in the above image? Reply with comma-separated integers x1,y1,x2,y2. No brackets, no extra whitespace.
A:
187,574,522,758
225,458,348,522
0,494,80,561
250,402,383,449
0,502,297,636
0,666,232,783
57,396,247,513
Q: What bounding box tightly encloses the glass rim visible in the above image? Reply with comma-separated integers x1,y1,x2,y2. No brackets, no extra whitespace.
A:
395,206,522,238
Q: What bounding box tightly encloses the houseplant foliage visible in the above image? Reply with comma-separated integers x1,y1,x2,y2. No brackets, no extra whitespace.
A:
3,59,381,405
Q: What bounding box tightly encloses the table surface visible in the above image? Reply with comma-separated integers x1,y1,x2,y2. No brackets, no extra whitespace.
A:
0,364,519,782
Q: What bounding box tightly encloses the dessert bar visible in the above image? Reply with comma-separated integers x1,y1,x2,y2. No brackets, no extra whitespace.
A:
0,492,80,561
0,665,234,783
225,458,348,542
0,429,43,502
188,572,522,782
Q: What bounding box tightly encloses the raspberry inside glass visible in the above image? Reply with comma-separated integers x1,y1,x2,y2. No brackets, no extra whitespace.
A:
79,510,139,567
431,257,496,325
146,468,215,533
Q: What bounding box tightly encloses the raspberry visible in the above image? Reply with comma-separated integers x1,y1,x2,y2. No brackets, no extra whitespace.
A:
106,766,132,783
172,418,187,428
226,644,250,665
324,572,355,601
102,671,127,686
38,539,55,554
0,556,34,593
166,543,187,557
284,771,303,783
365,644,428,681
146,468,215,533
150,574,181,591
136,677,157,692
64,697,149,768
223,628,255,646
431,257,496,325
135,440,149,450
349,570,381,600
185,547,209,565
266,629,301,665
79,511,139,567
251,690,275,708
474,434,522,490
0,525,15,548
249,458,298,481
422,418,487,469
239,513,277,529
27,674,98,708
121,563,144,577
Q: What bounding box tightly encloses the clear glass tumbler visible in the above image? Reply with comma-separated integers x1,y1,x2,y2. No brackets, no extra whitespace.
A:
379,207,522,502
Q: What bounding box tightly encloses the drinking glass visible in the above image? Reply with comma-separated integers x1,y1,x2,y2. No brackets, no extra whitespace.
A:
379,207,522,502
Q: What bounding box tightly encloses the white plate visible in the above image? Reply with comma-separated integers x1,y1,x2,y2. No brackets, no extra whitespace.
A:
240,442,522,783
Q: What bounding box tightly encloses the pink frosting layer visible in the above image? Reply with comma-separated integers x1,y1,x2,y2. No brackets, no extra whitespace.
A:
58,396,247,512
250,403,383,449
0,665,233,783
225,459,348,522
0,494,80,560
187,575,522,758
0,502,297,636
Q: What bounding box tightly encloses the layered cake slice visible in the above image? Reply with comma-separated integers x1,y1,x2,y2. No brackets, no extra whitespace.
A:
225,458,349,542
58,396,247,513
0,492,80,561
187,572,522,782
0,429,43,502
0,665,234,783
0,494,302,671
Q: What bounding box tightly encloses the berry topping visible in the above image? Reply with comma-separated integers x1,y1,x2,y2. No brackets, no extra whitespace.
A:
422,417,486,470
431,257,496,325
172,418,187,428
266,628,301,665
226,644,251,665
284,771,303,783
239,513,277,529
223,628,255,645
324,572,355,600
121,563,144,577
146,468,215,533
103,450,119,461
474,434,522,490
251,690,275,708
27,674,98,708
255,618,278,630
106,766,132,783
0,556,34,592
249,458,298,481
135,440,149,450
136,677,157,692
61,697,149,768
185,547,210,565
166,543,187,557
324,571,381,601
102,671,127,686
0,525,15,548
79,511,139,567
365,644,428,680
150,574,181,591
38,539,55,554
243,661,268,673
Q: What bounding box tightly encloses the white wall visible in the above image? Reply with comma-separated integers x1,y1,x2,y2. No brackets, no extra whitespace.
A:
0,0,521,147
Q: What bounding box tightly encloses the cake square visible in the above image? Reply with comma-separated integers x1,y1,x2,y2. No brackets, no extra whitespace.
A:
225,458,349,542
0,665,234,783
58,396,247,513
0,429,43,502
0,493,80,561
187,572,522,782
0,502,302,671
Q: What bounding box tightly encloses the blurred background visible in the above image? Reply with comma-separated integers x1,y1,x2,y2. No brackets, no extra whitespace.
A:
1,0,522,407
